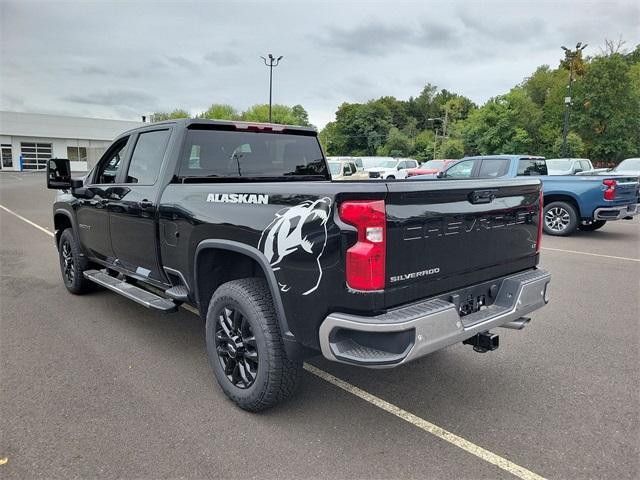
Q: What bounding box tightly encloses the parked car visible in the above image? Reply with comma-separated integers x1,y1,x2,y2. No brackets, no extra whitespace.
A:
406,159,458,177
365,157,419,179
46,120,550,411
412,155,640,236
328,159,369,180
603,158,640,176
546,158,595,175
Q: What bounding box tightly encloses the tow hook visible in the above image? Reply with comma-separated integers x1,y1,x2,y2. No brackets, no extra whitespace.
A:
463,331,499,353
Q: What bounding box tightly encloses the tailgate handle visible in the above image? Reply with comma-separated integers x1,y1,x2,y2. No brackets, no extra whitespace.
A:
469,189,497,204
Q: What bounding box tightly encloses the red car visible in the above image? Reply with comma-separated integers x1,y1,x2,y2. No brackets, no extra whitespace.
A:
407,159,458,177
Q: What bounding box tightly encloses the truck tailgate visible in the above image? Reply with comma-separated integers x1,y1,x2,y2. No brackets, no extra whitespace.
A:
384,178,542,308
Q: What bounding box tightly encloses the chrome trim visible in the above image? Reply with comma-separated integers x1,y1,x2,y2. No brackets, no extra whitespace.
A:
319,269,551,368
594,203,639,220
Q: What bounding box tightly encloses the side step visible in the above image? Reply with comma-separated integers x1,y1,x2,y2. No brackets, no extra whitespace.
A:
165,285,189,302
83,270,178,313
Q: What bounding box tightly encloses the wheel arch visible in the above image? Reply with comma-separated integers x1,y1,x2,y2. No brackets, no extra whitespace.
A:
193,239,294,344
542,194,581,217
53,208,77,247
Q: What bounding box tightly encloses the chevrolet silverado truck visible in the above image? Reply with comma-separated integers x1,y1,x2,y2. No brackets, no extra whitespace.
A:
414,155,640,236
47,120,550,411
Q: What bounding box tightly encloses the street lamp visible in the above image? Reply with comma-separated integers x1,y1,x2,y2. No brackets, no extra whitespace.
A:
260,54,283,123
561,42,587,157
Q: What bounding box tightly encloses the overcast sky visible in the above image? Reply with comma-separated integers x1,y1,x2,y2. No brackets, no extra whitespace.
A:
1,0,638,128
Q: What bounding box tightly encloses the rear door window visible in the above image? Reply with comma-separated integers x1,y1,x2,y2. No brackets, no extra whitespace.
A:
178,129,328,179
125,129,171,184
478,158,510,178
517,158,548,176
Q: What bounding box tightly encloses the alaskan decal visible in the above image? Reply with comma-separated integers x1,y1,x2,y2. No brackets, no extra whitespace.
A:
207,193,269,204
258,197,332,295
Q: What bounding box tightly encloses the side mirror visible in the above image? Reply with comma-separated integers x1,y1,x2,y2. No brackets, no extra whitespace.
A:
46,158,72,189
343,169,353,176
436,171,445,178
574,168,583,173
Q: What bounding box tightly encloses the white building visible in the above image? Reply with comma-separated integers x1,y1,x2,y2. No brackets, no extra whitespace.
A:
0,111,143,171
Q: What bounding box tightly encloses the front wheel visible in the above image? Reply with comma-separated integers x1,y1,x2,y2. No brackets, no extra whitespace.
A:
578,220,607,231
386,175,396,180
205,278,302,411
543,201,578,236
58,228,94,294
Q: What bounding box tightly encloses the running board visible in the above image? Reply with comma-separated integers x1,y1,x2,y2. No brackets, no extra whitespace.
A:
83,270,178,313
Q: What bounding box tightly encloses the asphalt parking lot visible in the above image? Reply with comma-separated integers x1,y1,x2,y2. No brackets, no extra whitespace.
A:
1,171,638,479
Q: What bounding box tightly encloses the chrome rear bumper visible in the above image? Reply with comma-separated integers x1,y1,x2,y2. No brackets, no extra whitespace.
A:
319,269,551,368
594,203,639,220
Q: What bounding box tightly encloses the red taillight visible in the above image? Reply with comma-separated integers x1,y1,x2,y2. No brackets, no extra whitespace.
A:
603,179,617,200
339,200,386,291
536,189,543,253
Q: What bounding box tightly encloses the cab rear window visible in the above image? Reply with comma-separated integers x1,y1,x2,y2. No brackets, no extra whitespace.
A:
177,129,328,180
518,158,548,176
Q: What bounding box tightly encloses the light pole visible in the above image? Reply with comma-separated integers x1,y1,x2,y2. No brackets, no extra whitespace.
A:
561,42,587,157
260,53,283,123
427,107,449,160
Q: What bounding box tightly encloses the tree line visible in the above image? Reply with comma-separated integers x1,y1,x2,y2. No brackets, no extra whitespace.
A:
154,42,639,165
152,103,311,127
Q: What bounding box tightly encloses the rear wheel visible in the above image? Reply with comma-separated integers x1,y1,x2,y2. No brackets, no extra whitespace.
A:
58,228,93,294
543,201,578,236
205,278,302,411
578,220,607,231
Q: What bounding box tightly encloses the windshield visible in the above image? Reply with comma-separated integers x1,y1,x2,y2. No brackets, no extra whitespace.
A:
614,158,640,171
178,129,328,179
328,162,341,174
546,159,573,170
421,160,444,169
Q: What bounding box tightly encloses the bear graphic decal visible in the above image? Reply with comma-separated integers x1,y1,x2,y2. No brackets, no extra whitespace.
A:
258,197,332,295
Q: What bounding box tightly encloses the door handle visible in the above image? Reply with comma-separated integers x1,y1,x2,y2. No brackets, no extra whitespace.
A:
138,199,153,209
468,189,497,204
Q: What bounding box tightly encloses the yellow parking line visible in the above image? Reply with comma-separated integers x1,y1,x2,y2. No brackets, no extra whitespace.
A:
2,203,548,480
542,246,640,262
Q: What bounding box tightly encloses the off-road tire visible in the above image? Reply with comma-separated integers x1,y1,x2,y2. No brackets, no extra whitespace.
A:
58,228,93,294
205,278,302,411
578,220,607,231
543,201,579,236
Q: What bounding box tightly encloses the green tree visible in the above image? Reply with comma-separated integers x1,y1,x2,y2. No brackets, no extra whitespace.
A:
240,104,306,125
551,132,585,157
461,88,542,155
291,104,311,126
199,104,239,120
573,52,640,162
152,109,190,121
378,127,413,157
438,138,465,159
412,130,436,161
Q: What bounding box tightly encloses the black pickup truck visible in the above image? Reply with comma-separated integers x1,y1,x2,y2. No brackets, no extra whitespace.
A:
47,119,551,411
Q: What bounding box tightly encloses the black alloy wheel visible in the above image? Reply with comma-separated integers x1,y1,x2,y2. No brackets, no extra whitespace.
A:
61,239,75,285
215,306,259,389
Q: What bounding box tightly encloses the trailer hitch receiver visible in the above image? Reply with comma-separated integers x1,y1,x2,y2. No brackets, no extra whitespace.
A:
463,331,499,353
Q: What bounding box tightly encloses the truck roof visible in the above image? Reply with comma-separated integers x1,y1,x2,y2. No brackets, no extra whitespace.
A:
120,118,317,136
463,154,545,160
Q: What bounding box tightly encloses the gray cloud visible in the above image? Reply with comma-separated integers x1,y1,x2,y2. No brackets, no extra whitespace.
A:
80,65,109,75
65,89,156,109
1,0,638,127
205,50,242,66
166,55,201,71
319,23,417,56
